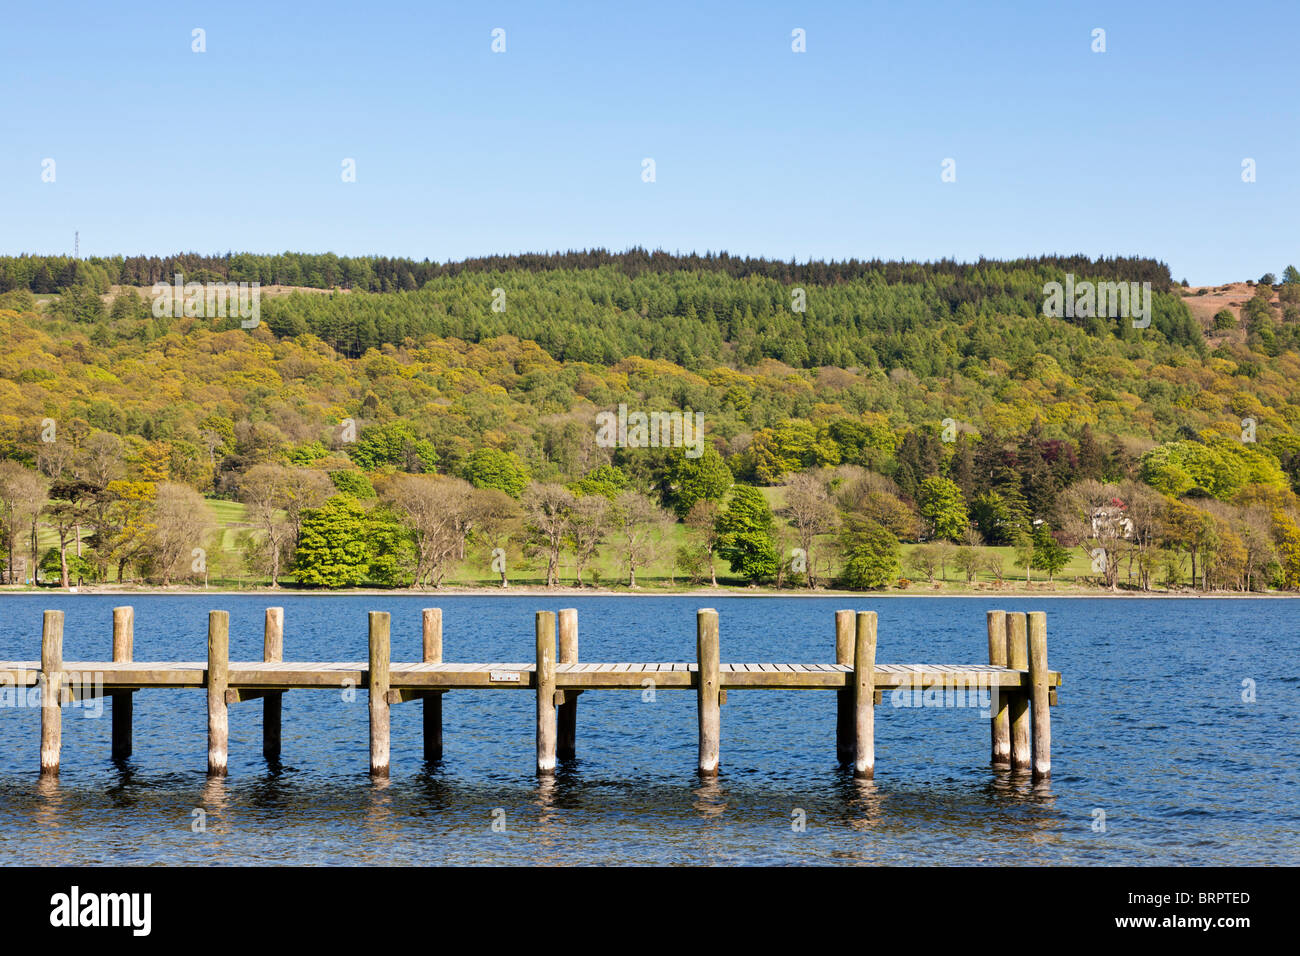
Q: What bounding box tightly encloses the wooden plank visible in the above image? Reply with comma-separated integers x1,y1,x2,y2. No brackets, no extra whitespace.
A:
557,670,693,689
226,688,271,704
0,660,1059,694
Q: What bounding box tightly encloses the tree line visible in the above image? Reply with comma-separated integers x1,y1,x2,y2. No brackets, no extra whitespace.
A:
4,422,1299,592
0,249,1174,296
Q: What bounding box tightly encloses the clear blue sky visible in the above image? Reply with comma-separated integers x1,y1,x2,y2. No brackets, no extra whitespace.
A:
2,0,1296,284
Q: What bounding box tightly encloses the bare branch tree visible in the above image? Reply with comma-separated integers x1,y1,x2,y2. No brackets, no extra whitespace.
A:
0,462,47,584
468,488,522,587
380,474,474,587
143,483,211,586
523,484,575,587
613,491,669,588
780,472,838,587
682,499,721,586
567,494,610,586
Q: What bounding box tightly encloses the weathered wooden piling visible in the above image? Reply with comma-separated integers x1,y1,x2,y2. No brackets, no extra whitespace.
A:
696,608,721,776
422,608,442,761
40,610,63,776
111,606,134,760
263,607,284,760
1006,612,1031,771
853,611,877,779
368,611,391,777
535,610,557,774
207,610,229,776
986,610,1010,767
835,609,854,762
1027,611,1051,780
558,608,579,760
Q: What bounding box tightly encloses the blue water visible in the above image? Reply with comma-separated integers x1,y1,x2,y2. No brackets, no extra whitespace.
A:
0,594,1296,865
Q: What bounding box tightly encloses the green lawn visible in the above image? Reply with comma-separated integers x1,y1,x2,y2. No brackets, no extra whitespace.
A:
17,494,1103,591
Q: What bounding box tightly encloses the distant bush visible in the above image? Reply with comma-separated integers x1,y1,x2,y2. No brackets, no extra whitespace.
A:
329,470,375,499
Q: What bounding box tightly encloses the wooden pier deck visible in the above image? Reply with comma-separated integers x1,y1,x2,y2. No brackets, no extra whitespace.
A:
1,607,1061,781
0,660,1054,690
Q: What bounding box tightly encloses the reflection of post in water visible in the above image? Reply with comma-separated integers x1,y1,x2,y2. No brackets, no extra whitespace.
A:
689,777,729,864
829,764,885,833
846,776,885,833
247,762,292,812
1028,776,1055,802
194,774,231,857
521,775,567,866
981,766,1060,852
1014,774,1061,850
692,776,727,820
1017,761,1056,811
534,774,559,831
201,774,229,817
360,774,400,854
33,774,63,831
104,760,140,810
413,766,452,817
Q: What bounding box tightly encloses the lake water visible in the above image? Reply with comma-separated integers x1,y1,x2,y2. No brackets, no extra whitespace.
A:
0,594,1296,865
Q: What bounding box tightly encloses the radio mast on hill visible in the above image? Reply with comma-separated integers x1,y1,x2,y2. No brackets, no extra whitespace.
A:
74,231,79,259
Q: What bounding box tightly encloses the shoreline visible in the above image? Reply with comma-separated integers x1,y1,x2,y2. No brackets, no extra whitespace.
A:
1,585,1293,599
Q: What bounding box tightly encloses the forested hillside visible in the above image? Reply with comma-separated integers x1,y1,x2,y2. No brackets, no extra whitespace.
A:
2,251,1299,592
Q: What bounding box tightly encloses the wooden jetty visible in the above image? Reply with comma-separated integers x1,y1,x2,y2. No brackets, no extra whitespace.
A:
0,606,1061,780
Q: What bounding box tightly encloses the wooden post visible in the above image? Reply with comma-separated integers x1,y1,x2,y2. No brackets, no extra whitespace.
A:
1006,611,1031,771
207,610,229,776
111,606,134,760
557,608,578,760
853,611,877,779
422,608,442,761
986,610,1010,768
40,610,63,776
696,608,721,776
1027,611,1051,780
369,611,391,777
263,607,283,761
535,610,557,774
835,609,854,762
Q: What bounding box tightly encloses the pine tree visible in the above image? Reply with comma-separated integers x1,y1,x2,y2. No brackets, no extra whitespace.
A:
715,486,779,583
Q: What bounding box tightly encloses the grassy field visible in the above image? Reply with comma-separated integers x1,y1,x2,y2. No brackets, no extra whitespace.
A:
10,494,1107,590
13,492,1105,591
197,494,1102,591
